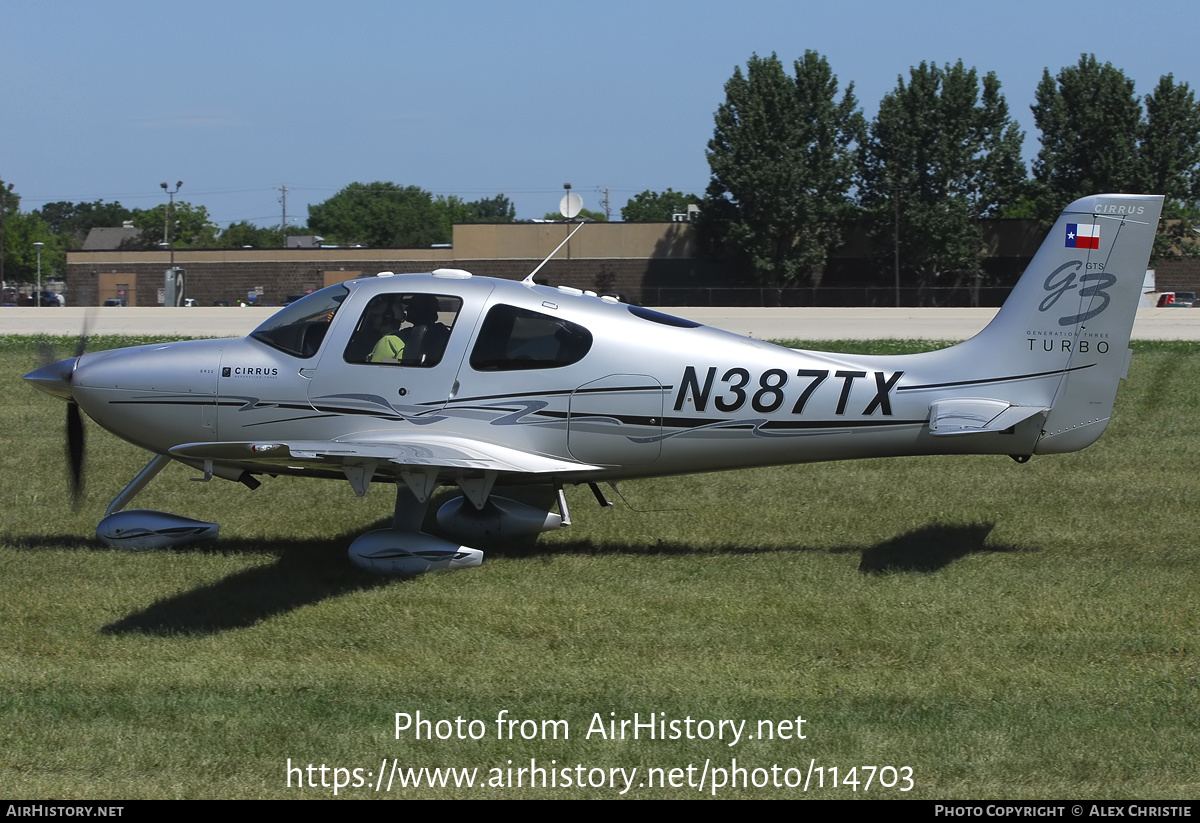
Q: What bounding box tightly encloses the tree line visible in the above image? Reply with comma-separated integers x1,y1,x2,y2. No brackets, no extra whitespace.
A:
3,52,1198,292
0,183,518,286
696,52,1200,291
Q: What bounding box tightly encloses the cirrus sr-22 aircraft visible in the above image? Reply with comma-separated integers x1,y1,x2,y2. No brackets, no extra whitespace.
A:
25,194,1162,575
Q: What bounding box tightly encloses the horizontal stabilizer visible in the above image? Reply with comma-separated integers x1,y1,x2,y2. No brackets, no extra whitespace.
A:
929,399,1048,436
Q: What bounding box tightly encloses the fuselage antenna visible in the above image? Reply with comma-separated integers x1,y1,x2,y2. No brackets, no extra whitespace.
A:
522,220,588,285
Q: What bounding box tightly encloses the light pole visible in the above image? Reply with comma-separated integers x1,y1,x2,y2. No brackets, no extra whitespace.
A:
33,241,43,307
161,181,182,271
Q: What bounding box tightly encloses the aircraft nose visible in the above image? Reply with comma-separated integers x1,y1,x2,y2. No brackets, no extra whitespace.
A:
23,357,78,402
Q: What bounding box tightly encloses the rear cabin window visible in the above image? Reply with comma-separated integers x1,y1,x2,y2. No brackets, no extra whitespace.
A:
469,304,592,371
343,293,462,367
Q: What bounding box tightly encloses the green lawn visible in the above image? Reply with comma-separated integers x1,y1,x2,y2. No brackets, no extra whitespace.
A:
1,337,1196,798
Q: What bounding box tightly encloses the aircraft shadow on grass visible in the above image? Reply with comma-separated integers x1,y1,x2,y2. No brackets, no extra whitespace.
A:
10,521,1031,637
490,521,1031,575
10,527,396,636
850,522,1031,573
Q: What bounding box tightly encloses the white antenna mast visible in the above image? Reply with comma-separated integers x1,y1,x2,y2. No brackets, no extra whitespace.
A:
522,183,588,285
523,220,587,285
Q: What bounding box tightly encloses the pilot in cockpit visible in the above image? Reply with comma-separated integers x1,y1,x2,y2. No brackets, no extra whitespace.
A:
367,307,406,363
343,303,381,362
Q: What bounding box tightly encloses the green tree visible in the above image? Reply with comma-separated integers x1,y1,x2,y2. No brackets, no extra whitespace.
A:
1150,200,1200,264
434,195,473,230
220,221,286,248
1032,55,1144,217
0,179,16,216
1,211,64,285
433,193,517,236
621,189,700,222
35,200,133,247
128,202,220,249
308,182,448,247
860,60,1025,295
699,51,864,287
0,178,67,288
1139,76,1200,263
0,178,18,290
541,208,608,222
1141,74,1200,202
464,194,516,223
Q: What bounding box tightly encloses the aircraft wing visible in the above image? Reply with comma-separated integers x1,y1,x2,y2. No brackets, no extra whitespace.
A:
169,436,601,475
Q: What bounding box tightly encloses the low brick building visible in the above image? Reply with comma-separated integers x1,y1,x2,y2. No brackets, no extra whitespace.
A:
66,222,713,308
65,219,1200,308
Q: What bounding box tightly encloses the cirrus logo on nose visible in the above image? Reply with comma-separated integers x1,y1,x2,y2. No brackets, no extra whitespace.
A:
221,366,279,377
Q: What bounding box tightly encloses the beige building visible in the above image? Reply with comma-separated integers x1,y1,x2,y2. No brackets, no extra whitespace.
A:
65,218,1200,308
66,222,710,308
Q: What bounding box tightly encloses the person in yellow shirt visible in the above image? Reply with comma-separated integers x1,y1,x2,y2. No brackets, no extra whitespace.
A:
367,309,406,363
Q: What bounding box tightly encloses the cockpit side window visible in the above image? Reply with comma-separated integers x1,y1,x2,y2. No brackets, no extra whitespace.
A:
249,285,348,358
343,293,462,367
469,304,592,371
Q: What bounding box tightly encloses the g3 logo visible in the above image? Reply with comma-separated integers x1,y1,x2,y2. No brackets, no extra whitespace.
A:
1039,261,1116,326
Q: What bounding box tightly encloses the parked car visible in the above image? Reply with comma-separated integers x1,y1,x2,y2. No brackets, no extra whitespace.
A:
102,298,127,307
21,292,63,306
1175,291,1197,307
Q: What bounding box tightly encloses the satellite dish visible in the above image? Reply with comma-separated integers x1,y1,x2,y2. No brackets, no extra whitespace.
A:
559,192,583,220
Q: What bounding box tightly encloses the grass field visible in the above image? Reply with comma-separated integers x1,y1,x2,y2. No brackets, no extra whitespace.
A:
1,336,1197,799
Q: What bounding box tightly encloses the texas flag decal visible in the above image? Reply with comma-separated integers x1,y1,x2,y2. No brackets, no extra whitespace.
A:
1066,223,1100,249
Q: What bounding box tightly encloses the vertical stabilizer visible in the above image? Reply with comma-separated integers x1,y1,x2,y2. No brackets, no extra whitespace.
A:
961,194,1162,453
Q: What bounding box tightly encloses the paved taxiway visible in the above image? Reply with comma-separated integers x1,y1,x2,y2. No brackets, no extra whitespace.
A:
3,306,1199,341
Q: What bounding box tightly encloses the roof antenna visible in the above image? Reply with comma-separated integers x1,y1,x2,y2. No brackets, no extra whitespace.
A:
522,184,587,285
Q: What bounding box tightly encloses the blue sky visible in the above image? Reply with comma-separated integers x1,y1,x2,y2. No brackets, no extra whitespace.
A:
3,0,1196,227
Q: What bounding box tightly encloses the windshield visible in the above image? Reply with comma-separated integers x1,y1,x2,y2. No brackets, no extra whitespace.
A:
250,284,349,358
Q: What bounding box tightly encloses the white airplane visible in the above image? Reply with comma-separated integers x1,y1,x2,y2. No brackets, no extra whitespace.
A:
25,194,1162,574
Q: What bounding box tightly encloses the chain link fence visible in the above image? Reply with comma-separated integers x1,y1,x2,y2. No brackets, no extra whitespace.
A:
639,286,1014,308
